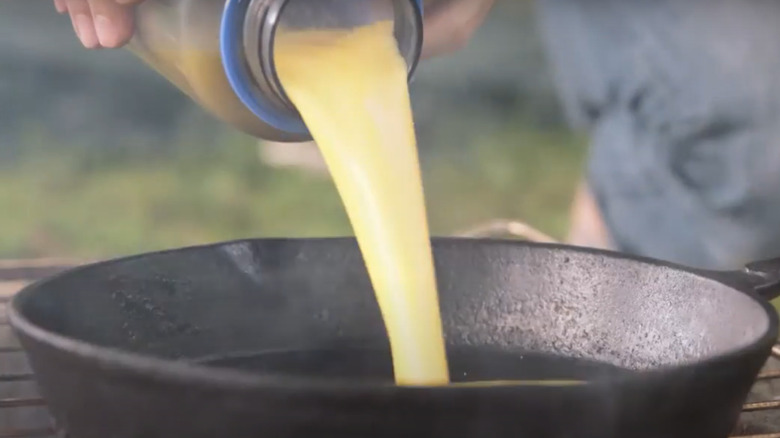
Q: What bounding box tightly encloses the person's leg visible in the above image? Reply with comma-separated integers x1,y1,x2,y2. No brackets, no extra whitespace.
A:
536,0,780,270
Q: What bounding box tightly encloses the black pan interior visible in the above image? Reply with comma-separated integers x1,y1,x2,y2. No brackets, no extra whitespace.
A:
13,238,770,379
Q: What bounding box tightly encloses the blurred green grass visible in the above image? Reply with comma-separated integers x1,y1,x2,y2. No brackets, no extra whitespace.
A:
0,114,586,259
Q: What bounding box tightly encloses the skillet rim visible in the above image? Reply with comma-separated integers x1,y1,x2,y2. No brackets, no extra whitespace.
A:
8,237,779,395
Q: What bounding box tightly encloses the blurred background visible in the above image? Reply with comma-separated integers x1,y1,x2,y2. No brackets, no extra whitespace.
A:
0,0,585,259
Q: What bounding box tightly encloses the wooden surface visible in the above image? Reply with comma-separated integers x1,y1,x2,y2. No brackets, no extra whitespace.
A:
0,259,85,285
0,281,27,298
0,258,84,299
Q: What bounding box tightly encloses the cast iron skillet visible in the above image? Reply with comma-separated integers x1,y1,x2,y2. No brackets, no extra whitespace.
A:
9,238,780,438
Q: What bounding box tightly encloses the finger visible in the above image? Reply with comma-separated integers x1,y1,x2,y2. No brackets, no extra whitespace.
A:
66,0,100,49
53,0,68,14
87,0,135,48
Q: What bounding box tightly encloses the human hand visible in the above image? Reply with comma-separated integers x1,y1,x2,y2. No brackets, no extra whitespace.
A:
53,0,144,49
421,0,495,59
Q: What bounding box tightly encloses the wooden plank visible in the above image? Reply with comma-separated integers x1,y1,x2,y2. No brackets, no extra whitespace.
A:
0,259,86,284
0,284,27,300
0,259,85,269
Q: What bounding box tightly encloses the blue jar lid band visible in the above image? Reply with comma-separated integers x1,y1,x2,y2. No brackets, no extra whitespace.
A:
221,0,309,135
220,0,424,137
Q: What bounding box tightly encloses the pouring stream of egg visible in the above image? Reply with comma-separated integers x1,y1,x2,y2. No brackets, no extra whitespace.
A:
275,21,450,385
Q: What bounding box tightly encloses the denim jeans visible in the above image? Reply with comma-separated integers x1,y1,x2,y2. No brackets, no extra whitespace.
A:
536,0,780,269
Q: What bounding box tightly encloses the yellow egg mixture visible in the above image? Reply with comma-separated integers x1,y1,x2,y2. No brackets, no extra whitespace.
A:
275,21,449,386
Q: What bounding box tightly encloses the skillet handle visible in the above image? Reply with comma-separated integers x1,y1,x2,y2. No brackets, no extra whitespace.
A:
711,257,780,301
742,258,780,301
